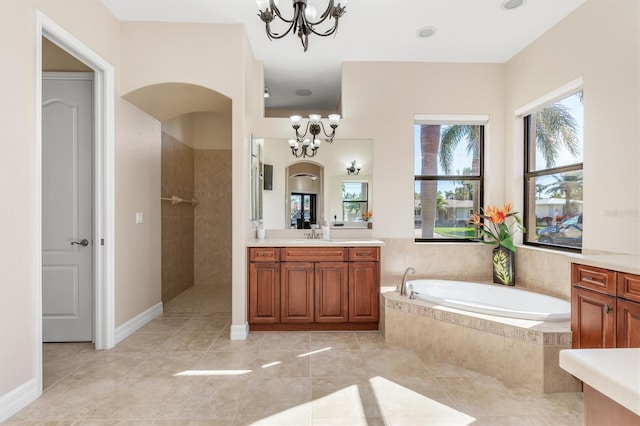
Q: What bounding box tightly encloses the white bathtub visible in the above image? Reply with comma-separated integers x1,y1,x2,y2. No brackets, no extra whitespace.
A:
405,279,570,321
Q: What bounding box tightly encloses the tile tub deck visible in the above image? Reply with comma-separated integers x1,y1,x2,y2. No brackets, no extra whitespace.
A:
382,291,580,393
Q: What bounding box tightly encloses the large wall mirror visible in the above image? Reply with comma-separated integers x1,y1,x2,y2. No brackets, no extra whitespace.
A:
261,138,373,229
249,135,263,222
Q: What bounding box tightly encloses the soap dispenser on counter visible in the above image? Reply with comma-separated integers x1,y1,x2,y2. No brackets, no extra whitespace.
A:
322,221,330,240
256,221,265,239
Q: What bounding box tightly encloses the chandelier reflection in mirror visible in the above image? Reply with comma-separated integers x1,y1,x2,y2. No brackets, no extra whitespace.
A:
288,114,340,158
346,160,361,175
256,0,347,52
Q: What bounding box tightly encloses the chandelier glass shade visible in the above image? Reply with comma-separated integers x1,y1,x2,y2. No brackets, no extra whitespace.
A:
288,113,340,158
256,0,347,52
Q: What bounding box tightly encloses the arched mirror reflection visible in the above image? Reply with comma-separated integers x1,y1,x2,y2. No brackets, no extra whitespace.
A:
287,162,323,229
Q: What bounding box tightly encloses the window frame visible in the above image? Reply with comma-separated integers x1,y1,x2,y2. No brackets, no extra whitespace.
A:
342,181,369,222
522,89,584,253
413,119,485,243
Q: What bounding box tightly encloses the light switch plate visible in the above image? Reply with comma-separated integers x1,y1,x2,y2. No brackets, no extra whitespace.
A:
136,212,144,224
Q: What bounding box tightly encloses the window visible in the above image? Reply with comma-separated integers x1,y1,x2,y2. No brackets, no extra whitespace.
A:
342,181,368,222
524,90,584,250
414,118,485,241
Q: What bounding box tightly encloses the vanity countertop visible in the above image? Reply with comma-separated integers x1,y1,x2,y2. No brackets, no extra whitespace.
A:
247,238,384,247
566,254,640,275
559,348,640,416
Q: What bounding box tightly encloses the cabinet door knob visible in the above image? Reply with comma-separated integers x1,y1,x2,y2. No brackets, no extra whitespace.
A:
604,304,612,314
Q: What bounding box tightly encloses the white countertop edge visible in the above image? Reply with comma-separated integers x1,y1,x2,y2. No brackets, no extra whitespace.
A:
247,238,385,247
566,254,640,275
559,348,640,416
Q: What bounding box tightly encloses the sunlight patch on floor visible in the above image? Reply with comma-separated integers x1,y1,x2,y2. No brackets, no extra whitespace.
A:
174,369,252,376
297,346,332,357
369,376,477,424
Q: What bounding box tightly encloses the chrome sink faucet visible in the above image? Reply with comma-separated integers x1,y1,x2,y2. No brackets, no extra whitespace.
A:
399,267,416,297
306,228,321,239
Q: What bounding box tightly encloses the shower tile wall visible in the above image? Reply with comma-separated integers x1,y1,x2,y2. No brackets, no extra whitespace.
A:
161,132,195,302
194,149,232,286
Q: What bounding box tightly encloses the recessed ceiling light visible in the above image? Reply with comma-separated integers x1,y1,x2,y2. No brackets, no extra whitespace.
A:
416,26,437,39
502,0,525,10
295,89,313,97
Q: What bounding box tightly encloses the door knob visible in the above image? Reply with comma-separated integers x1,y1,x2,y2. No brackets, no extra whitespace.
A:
71,239,89,247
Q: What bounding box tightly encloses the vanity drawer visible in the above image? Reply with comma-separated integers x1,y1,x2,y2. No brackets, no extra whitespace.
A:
281,247,347,262
618,272,640,303
349,247,380,262
572,263,616,295
249,247,280,262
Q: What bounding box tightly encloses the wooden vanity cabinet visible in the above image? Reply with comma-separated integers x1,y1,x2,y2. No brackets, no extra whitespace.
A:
280,260,349,323
315,262,349,322
248,246,380,330
571,263,640,349
248,248,280,324
280,261,315,322
616,298,640,348
571,286,616,349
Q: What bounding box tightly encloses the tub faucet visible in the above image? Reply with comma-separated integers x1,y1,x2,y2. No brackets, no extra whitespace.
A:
399,267,416,297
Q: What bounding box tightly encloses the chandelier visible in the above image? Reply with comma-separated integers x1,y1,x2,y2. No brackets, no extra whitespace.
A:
256,0,347,52
288,113,340,158
346,160,361,175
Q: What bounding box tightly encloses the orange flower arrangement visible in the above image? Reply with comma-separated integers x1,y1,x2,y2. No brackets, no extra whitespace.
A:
361,211,373,222
470,203,524,252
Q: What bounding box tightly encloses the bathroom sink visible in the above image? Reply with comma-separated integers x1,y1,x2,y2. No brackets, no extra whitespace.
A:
287,239,332,244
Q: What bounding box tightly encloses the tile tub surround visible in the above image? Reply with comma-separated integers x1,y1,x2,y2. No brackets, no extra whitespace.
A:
383,291,580,393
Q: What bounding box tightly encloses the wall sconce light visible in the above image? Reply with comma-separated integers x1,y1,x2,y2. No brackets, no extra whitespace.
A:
346,160,362,175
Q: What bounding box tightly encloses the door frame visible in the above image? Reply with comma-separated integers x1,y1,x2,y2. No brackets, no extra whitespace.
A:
35,10,115,389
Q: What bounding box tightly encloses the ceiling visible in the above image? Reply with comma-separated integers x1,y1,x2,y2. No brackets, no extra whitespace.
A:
100,0,586,114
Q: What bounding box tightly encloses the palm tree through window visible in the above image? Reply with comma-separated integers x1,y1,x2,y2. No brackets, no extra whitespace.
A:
524,90,584,251
413,119,485,241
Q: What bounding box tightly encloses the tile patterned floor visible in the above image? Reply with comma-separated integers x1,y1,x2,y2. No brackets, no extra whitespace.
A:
7,286,583,425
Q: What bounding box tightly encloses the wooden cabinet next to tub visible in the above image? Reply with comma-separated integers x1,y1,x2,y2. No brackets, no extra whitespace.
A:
571,263,640,349
247,246,380,331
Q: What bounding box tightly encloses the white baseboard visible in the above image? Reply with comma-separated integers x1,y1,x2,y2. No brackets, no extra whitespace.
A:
114,302,163,345
0,379,40,423
229,322,249,340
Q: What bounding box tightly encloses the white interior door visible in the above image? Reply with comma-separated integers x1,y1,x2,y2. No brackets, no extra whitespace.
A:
42,73,93,342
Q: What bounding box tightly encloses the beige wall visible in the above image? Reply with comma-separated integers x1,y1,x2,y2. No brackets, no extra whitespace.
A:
42,37,91,71
0,0,123,401
254,62,505,286
119,21,253,332
193,112,232,150
0,0,39,396
504,0,640,295
162,114,195,148
115,99,162,324
0,0,170,405
505,0,639,255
